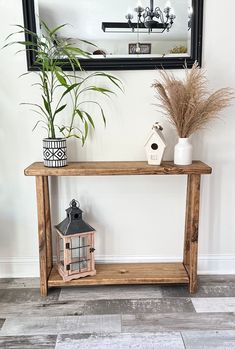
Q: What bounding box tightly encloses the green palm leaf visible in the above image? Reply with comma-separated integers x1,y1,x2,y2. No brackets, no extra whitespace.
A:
4,19,122,140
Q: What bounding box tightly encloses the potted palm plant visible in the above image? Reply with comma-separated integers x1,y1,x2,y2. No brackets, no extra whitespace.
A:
5,21,122,167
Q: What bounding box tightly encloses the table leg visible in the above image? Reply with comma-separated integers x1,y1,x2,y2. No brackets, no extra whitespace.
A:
183,174,201,293
36,176,48,297
43,176,53,277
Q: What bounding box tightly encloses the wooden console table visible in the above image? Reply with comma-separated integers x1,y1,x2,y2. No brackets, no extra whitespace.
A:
24,161,212,297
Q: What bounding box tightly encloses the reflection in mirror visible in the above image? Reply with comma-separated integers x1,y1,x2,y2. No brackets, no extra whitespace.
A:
35,0,193,59
23,0,203,70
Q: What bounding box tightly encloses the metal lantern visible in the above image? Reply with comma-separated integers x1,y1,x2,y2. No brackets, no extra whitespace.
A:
55,199,96,281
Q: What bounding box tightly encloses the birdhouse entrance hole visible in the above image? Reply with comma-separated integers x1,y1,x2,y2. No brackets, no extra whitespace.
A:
151,143,159,150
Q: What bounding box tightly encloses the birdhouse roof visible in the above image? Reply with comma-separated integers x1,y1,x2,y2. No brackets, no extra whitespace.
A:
144,128,167,148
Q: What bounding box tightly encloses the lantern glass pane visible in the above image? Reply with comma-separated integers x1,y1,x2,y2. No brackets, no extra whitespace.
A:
70,259,88,272
69,235,92,274
59,237,64,265
71,236,90,259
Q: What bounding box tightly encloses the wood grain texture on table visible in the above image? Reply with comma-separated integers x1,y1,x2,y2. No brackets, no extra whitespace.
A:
48,263,189,287
24,161,212,176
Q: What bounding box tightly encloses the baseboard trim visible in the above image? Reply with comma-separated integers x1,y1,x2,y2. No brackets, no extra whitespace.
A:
1,255,235,278
0,257,39,278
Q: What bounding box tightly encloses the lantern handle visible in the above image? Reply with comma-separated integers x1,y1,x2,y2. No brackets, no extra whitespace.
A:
70,199,80,208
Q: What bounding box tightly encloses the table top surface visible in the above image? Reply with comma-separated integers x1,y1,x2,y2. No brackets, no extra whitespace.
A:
24,161,212,176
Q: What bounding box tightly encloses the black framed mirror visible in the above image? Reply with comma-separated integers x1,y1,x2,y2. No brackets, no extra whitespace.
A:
22,0,203,71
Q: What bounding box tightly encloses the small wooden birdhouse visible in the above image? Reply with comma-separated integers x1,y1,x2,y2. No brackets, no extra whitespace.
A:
55,199,96,282
144,122,166,165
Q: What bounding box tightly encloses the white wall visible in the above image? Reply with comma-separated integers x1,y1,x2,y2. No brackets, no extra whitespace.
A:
0,0,235,277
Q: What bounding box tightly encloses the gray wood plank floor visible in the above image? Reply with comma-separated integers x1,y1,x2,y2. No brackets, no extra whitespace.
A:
192,297,235,313
55,332,185,349
59,285,162,301
1,276,235,348
0,335,56,349
181,330,235,349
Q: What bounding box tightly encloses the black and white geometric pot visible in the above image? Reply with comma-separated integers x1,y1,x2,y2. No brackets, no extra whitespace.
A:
43,138,67,167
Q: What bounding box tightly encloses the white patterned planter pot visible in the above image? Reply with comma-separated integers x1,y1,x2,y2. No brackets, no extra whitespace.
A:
43,138,67,167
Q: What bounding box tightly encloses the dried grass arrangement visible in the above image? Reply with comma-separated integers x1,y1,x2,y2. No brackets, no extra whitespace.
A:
152,63,234,138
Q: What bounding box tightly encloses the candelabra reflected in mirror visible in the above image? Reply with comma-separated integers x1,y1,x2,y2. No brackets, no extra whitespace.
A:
125,0,176,34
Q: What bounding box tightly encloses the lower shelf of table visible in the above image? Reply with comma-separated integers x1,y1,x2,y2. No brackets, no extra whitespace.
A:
48,262,189,287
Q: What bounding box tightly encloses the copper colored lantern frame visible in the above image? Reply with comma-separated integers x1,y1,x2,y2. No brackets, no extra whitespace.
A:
56,230,96,282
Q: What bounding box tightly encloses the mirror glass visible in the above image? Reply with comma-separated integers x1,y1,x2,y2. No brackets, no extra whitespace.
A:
35,0,193,59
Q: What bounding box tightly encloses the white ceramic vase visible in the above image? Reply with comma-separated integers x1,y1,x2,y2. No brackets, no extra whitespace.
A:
174,138,192,165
